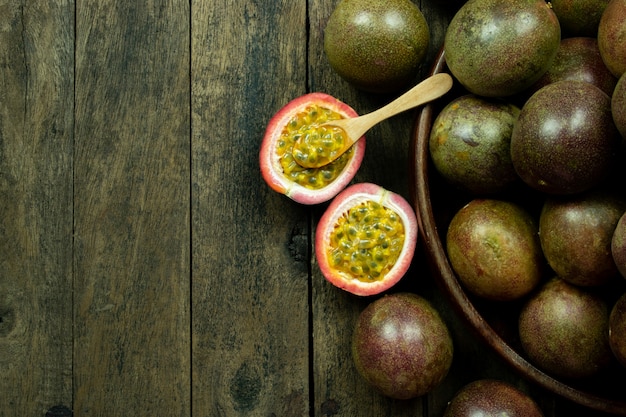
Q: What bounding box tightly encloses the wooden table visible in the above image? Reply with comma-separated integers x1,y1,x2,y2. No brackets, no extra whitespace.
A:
0,1,621,415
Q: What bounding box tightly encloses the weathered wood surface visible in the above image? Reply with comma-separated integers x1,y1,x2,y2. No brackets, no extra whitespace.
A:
0,0,622,416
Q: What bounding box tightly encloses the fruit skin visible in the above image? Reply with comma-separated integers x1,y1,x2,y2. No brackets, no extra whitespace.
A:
510,80,620,195
530,37,617,97
315,183,418,296
609,293,626,367
352,292,453,399
429,94,520,195
598,0,626,78
444,0,560,97
518,277,613,379
259,92,365,205
539,191,626,287
446,199,544,301
550,0,610,37
613,72,626,139
443,379,544,417
323,0,430,93
612,211,626,279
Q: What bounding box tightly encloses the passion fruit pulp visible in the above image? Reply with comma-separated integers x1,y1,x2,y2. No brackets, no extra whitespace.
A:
259,93,366,205
315,183,417,296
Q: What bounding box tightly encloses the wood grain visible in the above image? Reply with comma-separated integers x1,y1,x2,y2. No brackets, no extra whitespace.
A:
190,1,310,415
0,2,74,414
73,1,190,414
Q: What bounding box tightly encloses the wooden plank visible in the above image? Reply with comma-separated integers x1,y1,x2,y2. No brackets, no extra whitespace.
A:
0,2,74,414
190,1,310,415
73,1,191,414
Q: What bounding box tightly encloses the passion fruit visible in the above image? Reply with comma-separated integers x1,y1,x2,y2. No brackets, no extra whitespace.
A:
443,379,544,417
323,0,430,93
444,0,560,97
539,191,626,287
259,93,365,205
550,0,610,37
518,277,613,379
429,94,520,195
598,0,626,78
609,293,626,367
446,199,544,301
315,183,417,296
510,80,620,195
612,210,626,279
351,292,453,399
613,72,626,139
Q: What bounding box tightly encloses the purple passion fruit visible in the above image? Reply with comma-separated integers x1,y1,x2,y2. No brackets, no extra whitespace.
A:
510,80,620,195
443,379,544,417
444,0,560,97
612,211,626,279
446,199,544,301
519,277,613,379
598,0,626,77
539,191,626,287
259,93,365,205
352,292,453,399
609,293,626,367
323,0,430,93
315,183,417,296
429,94,520,195
530,37,618,97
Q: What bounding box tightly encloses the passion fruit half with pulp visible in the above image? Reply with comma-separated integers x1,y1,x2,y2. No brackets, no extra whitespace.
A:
259,93,366,205
315,183,417,296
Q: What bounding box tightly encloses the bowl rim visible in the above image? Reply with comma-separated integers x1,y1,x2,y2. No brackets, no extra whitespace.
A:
411,47,626,415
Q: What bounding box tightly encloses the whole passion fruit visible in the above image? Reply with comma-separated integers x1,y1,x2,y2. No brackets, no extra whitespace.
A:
519,277,613,379
613,72,626,138
612,211,626,279
539,191,626,287
429,94,520,195
609,293,626,367
259,93,365,205
352,292,453,399
315,183,417,296
444,0,560,97
446,199,544,301
510,80,620,195
530,37,617,97
443,379,544,417
598,0,626,78
323,0,430,93
550,0,610,37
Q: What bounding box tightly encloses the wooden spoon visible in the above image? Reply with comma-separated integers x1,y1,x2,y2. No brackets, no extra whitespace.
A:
292,73,454,169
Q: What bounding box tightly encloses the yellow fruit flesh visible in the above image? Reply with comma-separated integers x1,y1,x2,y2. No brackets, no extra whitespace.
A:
329,200,405,282
276,105,352,189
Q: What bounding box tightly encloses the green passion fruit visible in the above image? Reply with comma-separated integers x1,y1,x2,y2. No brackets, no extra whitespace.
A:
613,72,626,139
444,0,560,97
443,379,544,417
259,93,365,205
429,94,520,195
315,183,417,296
519,277,613,379
550,0,610,37
352,292,453,399
612,211,626,279
598,0,626,78
446,199,544,301
323,0,430,93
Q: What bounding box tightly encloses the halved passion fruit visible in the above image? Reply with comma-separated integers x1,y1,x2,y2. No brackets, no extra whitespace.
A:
315,183,418,296
259,92,366,205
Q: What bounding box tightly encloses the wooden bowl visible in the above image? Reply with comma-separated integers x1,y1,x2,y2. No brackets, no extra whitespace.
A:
411,48,626,415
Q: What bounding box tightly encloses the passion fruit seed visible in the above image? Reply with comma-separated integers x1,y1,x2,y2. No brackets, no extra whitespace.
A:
291,124,347,167
329,200,405,282
275,104,353,190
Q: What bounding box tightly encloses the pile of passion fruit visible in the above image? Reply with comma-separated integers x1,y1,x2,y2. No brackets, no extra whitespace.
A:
417,0,626,413
260,0,626,412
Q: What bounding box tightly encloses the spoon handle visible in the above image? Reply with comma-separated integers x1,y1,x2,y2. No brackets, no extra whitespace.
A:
351,73,453,137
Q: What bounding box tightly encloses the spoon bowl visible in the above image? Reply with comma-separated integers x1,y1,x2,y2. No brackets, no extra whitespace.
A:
292,73,454,169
